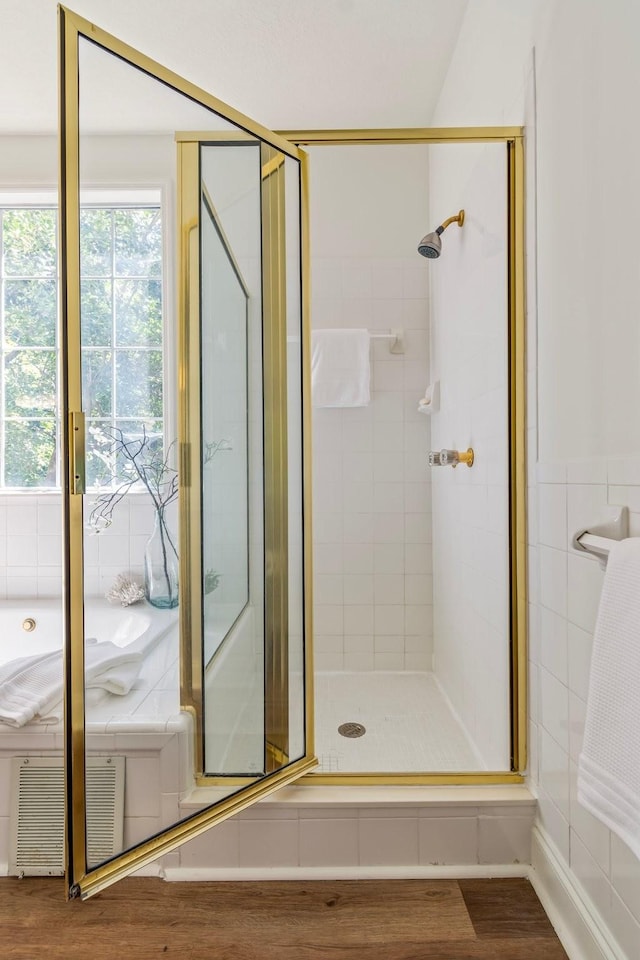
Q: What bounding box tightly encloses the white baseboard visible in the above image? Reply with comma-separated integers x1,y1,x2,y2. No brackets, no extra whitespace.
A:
161,863,528,882
529,826,624,960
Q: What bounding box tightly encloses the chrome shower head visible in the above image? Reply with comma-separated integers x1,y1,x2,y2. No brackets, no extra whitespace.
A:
417,209,465,259
417,229,443,259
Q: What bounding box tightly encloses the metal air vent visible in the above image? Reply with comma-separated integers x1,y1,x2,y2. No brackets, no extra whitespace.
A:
9,756,125,876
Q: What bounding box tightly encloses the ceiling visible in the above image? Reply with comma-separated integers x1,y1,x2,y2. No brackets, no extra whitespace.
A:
0,0,468,134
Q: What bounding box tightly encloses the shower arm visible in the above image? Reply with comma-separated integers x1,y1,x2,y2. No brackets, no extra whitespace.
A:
437,210,465,233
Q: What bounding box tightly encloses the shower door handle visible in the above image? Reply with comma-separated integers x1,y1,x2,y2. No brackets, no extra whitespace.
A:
69,410,86,495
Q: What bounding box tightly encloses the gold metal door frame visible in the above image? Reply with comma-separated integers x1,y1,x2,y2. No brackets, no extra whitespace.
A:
59,5,315,900
279,127,527,786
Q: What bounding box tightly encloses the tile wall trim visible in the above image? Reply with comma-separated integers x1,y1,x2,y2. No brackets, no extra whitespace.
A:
162,863,529,881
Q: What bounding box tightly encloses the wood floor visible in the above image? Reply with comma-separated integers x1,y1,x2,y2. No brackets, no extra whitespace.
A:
1,877,568,959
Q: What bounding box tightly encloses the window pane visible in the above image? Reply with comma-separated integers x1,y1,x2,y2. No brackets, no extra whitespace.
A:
4,419,57,487
80,208,112,276
4,279,57,347
82,350,112,416
115,278,162,346
2,209,57,276
4,349,56,416
81,278,113,346
85,421,117,489
114,209,162,277
116,350,162,418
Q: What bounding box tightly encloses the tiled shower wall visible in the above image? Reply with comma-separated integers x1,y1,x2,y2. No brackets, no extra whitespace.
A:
309,145,434,672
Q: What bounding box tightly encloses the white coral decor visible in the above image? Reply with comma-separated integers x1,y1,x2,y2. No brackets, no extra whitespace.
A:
106,574,145,607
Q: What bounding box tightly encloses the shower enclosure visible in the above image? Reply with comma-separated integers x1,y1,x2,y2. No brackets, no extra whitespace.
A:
54,7,525,900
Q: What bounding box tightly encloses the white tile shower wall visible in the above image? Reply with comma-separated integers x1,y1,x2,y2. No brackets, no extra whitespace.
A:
431,0,640,953
309,144,433,671
426,141,510,771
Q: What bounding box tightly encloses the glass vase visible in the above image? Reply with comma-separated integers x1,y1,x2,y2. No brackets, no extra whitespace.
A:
144,511,179,609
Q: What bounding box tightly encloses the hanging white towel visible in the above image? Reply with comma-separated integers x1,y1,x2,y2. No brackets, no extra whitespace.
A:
578,537,640,859
311,328,370,408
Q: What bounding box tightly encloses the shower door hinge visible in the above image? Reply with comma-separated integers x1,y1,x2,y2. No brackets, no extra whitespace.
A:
69,411,86,496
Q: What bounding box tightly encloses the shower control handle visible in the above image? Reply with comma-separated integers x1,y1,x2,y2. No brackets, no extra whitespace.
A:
428,448,475,468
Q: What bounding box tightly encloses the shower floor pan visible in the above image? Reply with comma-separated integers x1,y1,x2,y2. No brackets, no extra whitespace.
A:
314,671,481,773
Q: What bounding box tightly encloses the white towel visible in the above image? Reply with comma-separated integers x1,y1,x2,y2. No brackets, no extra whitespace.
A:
311,328,370,407
0,641,143,728
578,538,640,859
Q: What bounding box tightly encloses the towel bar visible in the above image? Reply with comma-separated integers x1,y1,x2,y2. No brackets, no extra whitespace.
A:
370,328,404,354
572,507,629,569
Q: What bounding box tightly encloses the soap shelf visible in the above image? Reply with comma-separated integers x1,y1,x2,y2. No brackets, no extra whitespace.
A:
572,506,629,569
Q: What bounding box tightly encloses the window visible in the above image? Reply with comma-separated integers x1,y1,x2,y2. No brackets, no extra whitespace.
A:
0,198,164,490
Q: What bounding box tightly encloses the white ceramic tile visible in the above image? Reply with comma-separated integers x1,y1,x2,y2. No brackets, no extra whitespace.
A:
373,574,404,604
342,542,373,574
312,513,343,544
610,891,640,960
373,542,405,574
344,635,374,655
537,788,570,863
7,536,38,566
314,542,344,575
567,460,607,485
343,482,373,514
405,650,432,671
567,623,593,701
179,820,240,868
238,819,298,867
359,817,419,865
609,485,640,514
343,574,374,605
405,605,430,635
567,553,604,634
374,651,405,670
540,667,569,753
539,727,570,819
343,605,374,635
539,607,568,684
404,513,431,544
343,512,373,544
373,634,405,654
373,513,404,543
314,574,343,605
478,816,532,864
314,605,343,636
315,634,344,654
6,504,38,537
374,605,404,635
299,818,359,866
570,830,612,928
373,482,404,514
404,543,432,575
568,692,587,765
124,757,161,818
569,761,610,875
537,483,567,550
538,545,567,618
343,650,374,671
611,833,640,925
404,482,431,514
418,817,478,865
608,458,640,487
373,449,405,483
405,574,432,605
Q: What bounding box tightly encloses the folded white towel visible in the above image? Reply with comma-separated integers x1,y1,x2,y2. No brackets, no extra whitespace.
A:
578,538,640,859
311,328,370,407
0,641,143,728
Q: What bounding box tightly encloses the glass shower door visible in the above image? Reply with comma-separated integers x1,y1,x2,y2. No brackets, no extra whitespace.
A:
59,6,313,900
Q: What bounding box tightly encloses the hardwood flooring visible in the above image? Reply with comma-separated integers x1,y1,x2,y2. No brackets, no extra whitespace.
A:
1,877,568,959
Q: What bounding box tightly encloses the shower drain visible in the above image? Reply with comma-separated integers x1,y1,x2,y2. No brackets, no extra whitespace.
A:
338,722,366,739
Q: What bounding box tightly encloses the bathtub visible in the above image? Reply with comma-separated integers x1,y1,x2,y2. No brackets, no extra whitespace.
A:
0,597,179,729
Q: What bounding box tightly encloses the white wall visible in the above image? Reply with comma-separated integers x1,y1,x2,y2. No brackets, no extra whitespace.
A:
433,1,640,956
309,144,433,672
428,142,510,770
